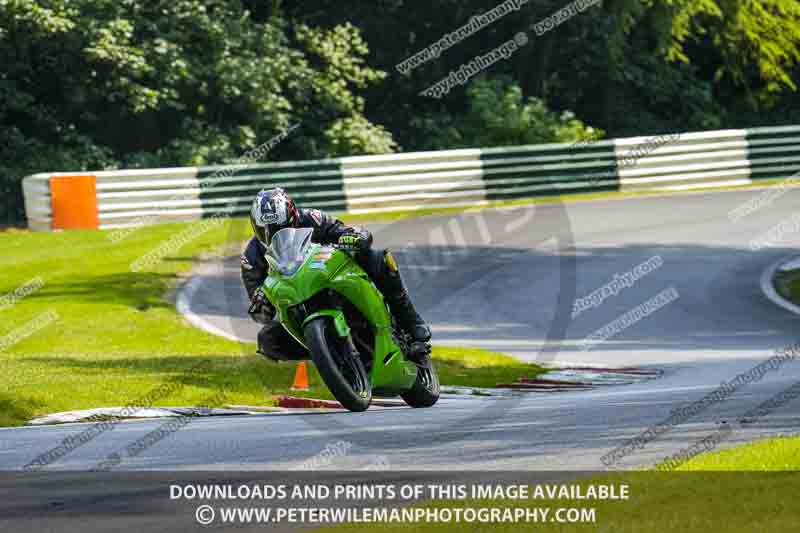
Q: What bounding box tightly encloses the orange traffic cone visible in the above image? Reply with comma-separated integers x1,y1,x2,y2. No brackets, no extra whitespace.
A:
291,362,310,390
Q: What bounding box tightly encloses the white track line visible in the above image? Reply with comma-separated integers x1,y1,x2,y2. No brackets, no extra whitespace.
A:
760,255,800,315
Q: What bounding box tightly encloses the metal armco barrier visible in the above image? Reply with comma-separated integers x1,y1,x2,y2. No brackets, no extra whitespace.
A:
21,125,800,231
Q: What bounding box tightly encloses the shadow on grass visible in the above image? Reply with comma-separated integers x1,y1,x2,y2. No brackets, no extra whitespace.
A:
23,272,178,311
22,353,531,398
159,256,230,263
12,354,335,422
22,354,303,393
0,394,46,426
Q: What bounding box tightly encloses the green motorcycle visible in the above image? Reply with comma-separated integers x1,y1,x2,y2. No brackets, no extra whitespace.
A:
260,227,440,412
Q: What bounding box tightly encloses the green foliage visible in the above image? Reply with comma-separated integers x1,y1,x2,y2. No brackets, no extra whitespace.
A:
713,0,800,105
625,0,723,64
455,77,602,148
600,31,727,135
601,0,800,109
0,1,395,224
466,77,601,146
322,116,398,157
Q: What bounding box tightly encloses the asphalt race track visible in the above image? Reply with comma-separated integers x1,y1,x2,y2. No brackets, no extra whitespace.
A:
3,188,800,472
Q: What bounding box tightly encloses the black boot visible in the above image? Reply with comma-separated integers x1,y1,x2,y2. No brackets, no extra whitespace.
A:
382,271,431,343
388,288,432,364
392,289,431,343
257,321,308,362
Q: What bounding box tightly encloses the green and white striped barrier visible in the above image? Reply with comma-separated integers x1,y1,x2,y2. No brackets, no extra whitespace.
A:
21,125,800,231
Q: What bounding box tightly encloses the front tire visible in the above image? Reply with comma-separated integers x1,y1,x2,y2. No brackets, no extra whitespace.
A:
401,357,440,408
304,318,371,412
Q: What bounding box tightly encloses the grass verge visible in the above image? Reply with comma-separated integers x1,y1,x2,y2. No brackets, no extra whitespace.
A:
315,471,799,533
429,346,545,389
676,435,800,470
0,218,544,427
774,267,800,307
314,437,800,533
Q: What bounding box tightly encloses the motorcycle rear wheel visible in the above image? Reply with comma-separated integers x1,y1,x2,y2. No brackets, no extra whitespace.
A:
304,317,372,412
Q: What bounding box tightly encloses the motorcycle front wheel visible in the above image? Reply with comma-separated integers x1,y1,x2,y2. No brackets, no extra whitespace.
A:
304,317,372,412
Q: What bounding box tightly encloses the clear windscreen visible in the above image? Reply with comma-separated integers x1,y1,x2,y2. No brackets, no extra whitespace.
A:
265,227,314,276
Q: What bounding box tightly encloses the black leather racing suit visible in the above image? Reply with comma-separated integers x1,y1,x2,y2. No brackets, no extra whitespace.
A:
240,208,420,360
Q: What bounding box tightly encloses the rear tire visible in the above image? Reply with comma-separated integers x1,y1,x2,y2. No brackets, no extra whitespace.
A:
401,357,440,408
304,318,371,412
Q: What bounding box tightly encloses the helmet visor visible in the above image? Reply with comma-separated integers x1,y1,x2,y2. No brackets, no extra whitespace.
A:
264,223,285,245
254,224,267,245
252,219,286,246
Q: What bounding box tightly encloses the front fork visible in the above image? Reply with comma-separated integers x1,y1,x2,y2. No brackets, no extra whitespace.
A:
302,309,366,367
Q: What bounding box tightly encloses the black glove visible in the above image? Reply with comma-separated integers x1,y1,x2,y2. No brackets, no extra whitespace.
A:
337,229,373,252
248,288,274,324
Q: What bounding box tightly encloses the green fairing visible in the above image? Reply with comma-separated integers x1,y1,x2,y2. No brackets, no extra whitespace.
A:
261,230,418,395
303,310,350,337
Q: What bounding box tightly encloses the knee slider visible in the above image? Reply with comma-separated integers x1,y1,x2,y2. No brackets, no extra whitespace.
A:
384,249,399,274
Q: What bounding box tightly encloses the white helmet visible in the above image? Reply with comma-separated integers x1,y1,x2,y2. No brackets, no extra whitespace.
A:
249,188,298,245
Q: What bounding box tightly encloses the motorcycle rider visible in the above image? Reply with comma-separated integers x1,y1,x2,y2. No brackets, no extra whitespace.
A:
241,187,431,363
